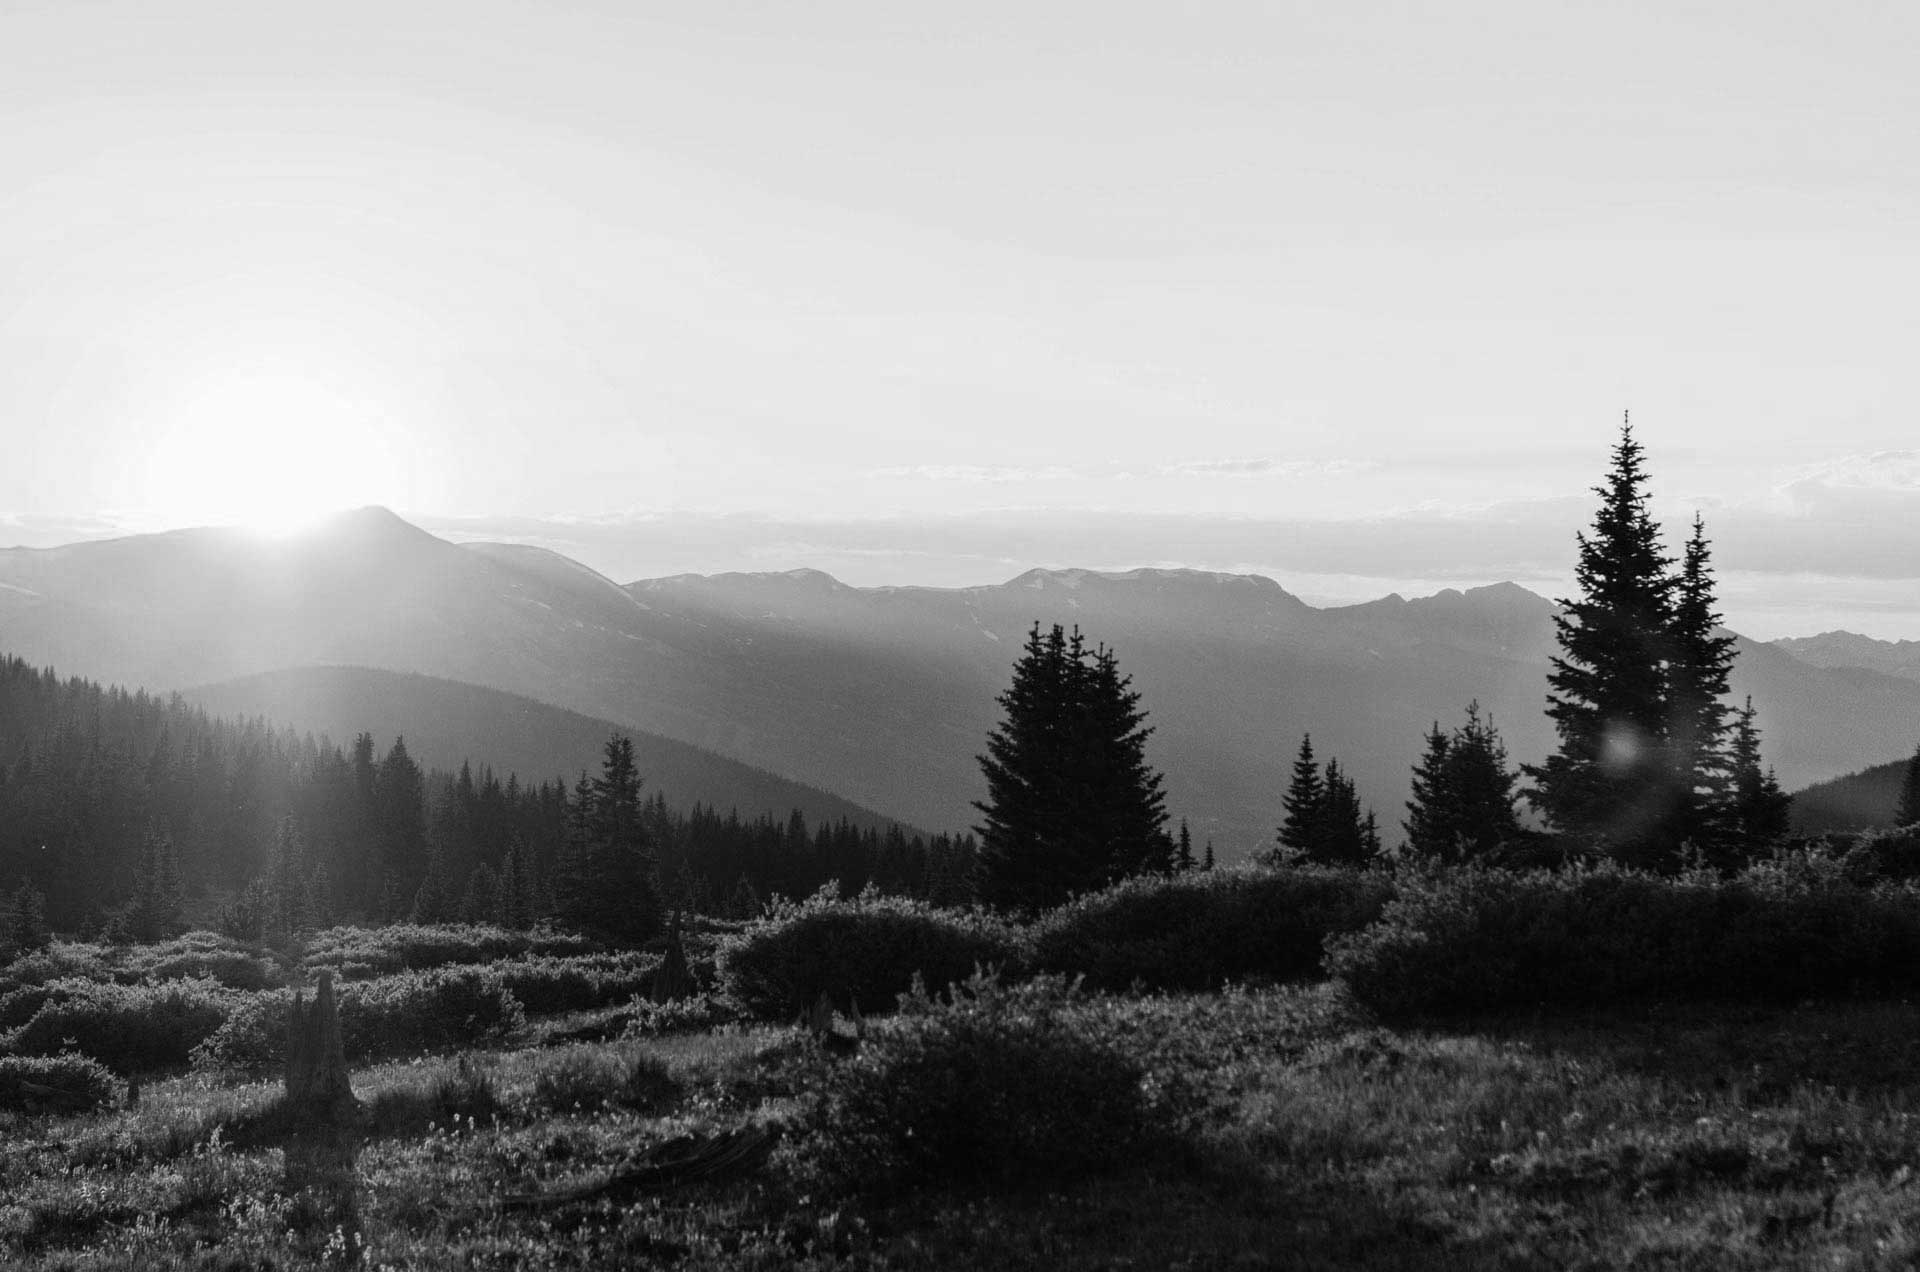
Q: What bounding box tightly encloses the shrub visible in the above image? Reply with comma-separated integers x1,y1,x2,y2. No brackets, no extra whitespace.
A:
0,944,112,996
0,1052,119,1115
1029,866,1391,992
0,978,89,1030
192,967,525,1069
1827,826,1920,883
5,978,236,1074
797,972,1157,1193
529,1049,682,1116
494,952,660,1016
717,886,1024,1020
364,1055,504,1137
112,931,279,991
299,924,591,980
1329,860,1920,1017
622,992,741,1038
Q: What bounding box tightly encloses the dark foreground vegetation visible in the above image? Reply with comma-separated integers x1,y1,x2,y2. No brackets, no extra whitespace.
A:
3,849,1920,1267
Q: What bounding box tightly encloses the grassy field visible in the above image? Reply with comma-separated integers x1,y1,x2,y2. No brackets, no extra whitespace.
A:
9,975,1920,1270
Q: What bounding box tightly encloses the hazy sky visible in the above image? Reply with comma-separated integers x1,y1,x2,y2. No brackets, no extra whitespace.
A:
2,2,1917,636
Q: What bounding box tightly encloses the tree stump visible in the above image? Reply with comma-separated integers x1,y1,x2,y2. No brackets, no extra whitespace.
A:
650,911,696,1003
284,970,362,1236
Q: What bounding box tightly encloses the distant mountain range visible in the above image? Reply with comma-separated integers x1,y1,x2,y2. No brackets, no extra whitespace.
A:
6,507,1920,856
1773,632,1920,685
182,665,909,835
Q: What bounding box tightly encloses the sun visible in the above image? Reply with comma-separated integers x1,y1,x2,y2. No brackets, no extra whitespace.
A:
145,366,403,535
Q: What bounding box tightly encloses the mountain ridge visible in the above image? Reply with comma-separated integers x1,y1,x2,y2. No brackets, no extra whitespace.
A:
8,507,1919,856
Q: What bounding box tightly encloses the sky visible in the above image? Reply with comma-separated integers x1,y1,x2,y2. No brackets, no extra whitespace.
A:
1,1,1917,637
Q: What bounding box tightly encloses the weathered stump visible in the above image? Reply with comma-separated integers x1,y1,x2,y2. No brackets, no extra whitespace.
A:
650,911,696,1003
284,970,363,1240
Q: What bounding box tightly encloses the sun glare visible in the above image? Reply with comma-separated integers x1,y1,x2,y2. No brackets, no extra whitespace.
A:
145,367,400,536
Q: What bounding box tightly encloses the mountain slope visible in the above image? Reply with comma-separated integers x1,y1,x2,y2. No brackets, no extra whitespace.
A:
181,665,911,835
1791,757,1915,836
8,510,1920,857
1774,632,1920,685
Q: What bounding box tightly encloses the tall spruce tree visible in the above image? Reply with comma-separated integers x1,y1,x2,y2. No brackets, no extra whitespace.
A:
128,823,185,942
1526,420,1682,864
1276,735,1324,856
574,735,663,943
1898,743,1920,828
975,623,1170,910
1402,703,1523,863
1667,515,1738,852
1272,743,1377,867
1727,697,1792,848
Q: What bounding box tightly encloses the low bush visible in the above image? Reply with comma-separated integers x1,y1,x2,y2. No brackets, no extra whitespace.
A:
1329,859,1920,1017
112,932,279,991
364,1056,504,1138
5,978,236,1074
494,952,660,1015
797,972,1158,1193
0,944,111,996
192,967,525,1069
1827,826,1920,883
0,1052,119,1115
0,978,89,1030
1029,866,1391,992
622,992,741,1038
299,924,591,980
528,1048,681,1116
717,887,1024,1020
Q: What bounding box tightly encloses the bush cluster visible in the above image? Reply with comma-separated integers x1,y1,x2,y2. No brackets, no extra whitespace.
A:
717,887,1024,1020
1819,827,1920,884
192,966,525,1069
493,952,661,1015
529,1048,681,1115
3,978,237,1074
0,1052,119,1115
621,992,741,1038
797,972,1157,1193
1329,859,1920,1017
298,924,590,980
1029,866,1391,992
111,932,279,991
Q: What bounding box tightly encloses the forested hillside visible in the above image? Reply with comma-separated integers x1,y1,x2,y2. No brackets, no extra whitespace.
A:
0,656,973,934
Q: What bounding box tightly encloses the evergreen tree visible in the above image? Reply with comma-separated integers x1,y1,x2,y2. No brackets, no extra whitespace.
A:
1526,419,1680,863
11,880,50,951
374,738,427,893
975,623,1171,910
1276,735,1324,855
497,838,534,929
460,863,500,924
1402,704,1523,863
128,823,185,942
1313,760,1373,867
556,736,662,942
411,837,459,924
1202,838,1215,871
1667,515,1738,852
1402,723,1454,858
1174,819,1195,872
1727,698,1793,849
555,771,595,929
1898,743,1920,828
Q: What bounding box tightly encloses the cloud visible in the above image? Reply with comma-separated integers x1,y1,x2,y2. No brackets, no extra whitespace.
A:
867,464,1084,483
1157,457,1378,478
